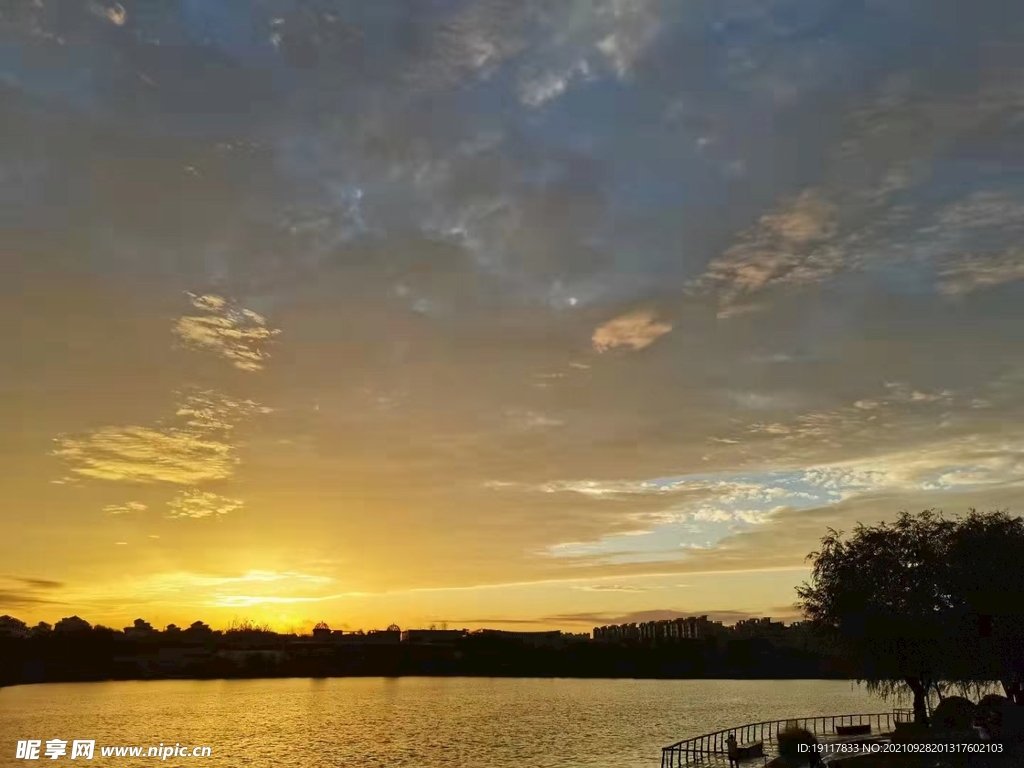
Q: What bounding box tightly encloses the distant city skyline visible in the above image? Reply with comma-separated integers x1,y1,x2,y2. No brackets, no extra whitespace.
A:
4,0,1024,634
0,611,803,637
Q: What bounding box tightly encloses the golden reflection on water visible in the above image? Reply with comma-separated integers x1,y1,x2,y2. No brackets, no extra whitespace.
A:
0,678,888,767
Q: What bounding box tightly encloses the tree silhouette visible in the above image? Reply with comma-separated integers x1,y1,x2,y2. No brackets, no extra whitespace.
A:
941,510,1024,704
54,615,92,634
798,510,958,724
0,615,29,636
799,508,1024,723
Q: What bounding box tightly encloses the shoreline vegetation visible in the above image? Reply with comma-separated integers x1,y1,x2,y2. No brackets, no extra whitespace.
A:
0,621,853,689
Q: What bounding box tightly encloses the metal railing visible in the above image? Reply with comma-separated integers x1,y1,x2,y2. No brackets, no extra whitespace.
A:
661,710,915,768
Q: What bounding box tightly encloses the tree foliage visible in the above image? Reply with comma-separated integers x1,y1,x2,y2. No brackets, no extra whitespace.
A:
798,509,1024,723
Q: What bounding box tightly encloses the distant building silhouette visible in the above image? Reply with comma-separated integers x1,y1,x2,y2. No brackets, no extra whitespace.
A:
591,615,809,645
364,629,401,644
733,617,788,644
401,628,466,644
124,618,157,638
473,629,566,648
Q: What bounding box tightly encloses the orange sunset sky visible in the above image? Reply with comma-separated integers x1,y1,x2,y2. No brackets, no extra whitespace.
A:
4,0,1024,634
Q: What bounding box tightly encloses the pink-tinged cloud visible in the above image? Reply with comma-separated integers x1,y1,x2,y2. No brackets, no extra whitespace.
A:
592,310,672,352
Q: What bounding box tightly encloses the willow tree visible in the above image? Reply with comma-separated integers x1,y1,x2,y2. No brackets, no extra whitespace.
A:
797,511,958,725
941,510,1024,705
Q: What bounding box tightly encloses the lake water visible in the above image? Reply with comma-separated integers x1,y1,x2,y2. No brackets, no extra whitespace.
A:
0,678,890,767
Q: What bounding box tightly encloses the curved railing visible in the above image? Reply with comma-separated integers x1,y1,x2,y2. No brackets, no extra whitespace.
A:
660,709,915,768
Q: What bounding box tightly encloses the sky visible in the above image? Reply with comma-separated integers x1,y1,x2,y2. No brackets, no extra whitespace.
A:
4,0,1024,634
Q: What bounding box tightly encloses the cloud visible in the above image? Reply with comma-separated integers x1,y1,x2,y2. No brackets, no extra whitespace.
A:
10,577,64,590
504,409,566,430
53,387,269,512
727,391,802,410
519,60,592,108
694,189,841,316
174,389,273,432
796,433,1024,499
575,583,649,592
593,0,663,78
937,250,1024,296
731,508,783,525
936,192,1024,232
592,309,672,352
53,570,342,616
0,591,60,608
0,577,64,610
486,477,706,498
89,2,126,27
53,426,236,485
402,0,528,93
103,501,147,515
166,490,243,520
172,293,280,372
736,385,959,450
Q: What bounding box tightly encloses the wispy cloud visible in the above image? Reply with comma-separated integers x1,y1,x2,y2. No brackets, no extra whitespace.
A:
103,501,147,515
937,250,1024,296
53,426,236,485
0,576,64,610
53,380,269,524
167,489,243,520
519,60,592,108
174,389,273,432
593,0,663,78
694,189,841,317
574,583,649,592
172,293,280,372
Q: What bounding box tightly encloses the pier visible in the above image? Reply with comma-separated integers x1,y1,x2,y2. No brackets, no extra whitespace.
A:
661,709,915,768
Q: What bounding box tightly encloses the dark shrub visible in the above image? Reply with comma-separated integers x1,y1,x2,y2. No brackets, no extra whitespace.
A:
975,694,1010,738
777,726,818,765
891,721,931,743
932,696,977,729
